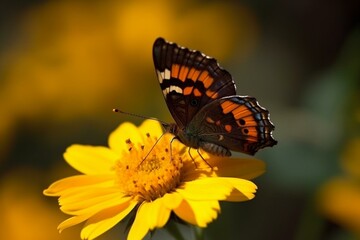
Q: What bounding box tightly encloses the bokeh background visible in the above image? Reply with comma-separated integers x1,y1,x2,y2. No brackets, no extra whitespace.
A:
1,0,359,239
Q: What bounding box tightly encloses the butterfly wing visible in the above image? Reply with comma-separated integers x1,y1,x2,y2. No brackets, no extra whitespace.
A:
153,37,236,129
190,96,277,155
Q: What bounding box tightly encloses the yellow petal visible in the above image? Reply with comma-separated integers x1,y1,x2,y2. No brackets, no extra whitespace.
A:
212,157,266,180
60,192,128,215
222,178,258,201
127,193,182,239
64,145,118,174
138,119,164,137
58,213,94,232
62,193,132,216
180,158,207,178
177,178,234,200
141,199,171,229
127,202,151,240
59,187,122,206
174,199,220,227
58,197,134,233
108,122,143,154
43,175,114,196
81,200,137,240
161,192,183,209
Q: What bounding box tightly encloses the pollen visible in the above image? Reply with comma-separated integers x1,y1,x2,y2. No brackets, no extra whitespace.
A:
114,134,183,202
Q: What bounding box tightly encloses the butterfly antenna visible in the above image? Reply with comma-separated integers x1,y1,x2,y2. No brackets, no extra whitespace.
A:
137,132,167,167
113,108,169,127
113,108,173,166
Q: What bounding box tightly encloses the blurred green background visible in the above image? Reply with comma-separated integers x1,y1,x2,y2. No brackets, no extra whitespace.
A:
1,0,359,239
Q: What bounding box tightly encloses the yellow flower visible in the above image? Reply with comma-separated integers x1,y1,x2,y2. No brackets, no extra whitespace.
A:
318,138,360,236
44,120,265,240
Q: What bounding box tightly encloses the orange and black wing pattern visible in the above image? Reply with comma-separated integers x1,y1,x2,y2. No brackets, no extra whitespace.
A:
193,96,277,155
153,37,277,156
153,37,236,129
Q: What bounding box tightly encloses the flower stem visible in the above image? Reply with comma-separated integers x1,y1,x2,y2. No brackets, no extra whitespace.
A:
194,226,205,240
165,221,186,240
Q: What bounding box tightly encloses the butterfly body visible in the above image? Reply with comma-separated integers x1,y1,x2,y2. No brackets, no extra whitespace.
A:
166,122,231,156
153,37,277,156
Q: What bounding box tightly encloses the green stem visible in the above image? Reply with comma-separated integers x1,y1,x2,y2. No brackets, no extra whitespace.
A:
194,226,205,240
165,221,186,240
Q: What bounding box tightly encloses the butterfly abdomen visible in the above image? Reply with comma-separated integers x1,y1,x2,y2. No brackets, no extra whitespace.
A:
200,142,231,157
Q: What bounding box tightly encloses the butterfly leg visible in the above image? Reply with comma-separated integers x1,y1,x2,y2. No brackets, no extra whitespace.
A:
170,137,201,169
188,147,213,169
196,148,213,169
169,136,180,162
187,147,199,168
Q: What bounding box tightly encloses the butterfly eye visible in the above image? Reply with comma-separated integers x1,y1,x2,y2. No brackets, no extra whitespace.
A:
190,99,198,107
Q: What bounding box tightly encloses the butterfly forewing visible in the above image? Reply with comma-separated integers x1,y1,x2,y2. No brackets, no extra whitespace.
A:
153,37,236,129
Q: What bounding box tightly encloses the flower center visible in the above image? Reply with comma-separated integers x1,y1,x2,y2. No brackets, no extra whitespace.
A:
114,133,183,202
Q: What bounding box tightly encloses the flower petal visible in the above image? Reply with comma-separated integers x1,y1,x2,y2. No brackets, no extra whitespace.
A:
183,157,265,181
174,199,220,227
127,197,180,239
64,145,118,175
60,192,128,215
138,119,163,137
108,122,143,154
128,202,151,240
177,177,234,200
212,157,266,180
151,199,172,228
222,178,258,201
43,175,114,196
80,199,137,240
59,187,119,206
58,196,133,232
58,213,94,232
161,192,183,209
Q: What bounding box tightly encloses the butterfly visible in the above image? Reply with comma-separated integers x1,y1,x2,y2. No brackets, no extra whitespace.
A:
152,37,277,156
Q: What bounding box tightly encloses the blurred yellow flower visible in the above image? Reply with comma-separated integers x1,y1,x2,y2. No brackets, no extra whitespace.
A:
0,170,79,240
0,0,259,160
318,138,360,236
341,139,360,178
115,0,258,62
44,120,265,240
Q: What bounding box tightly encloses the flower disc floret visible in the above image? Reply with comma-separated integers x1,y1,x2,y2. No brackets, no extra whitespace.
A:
114,134,183,202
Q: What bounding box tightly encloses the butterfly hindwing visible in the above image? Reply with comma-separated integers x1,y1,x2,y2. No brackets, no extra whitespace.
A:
190,96,277,155
153,37,236,129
